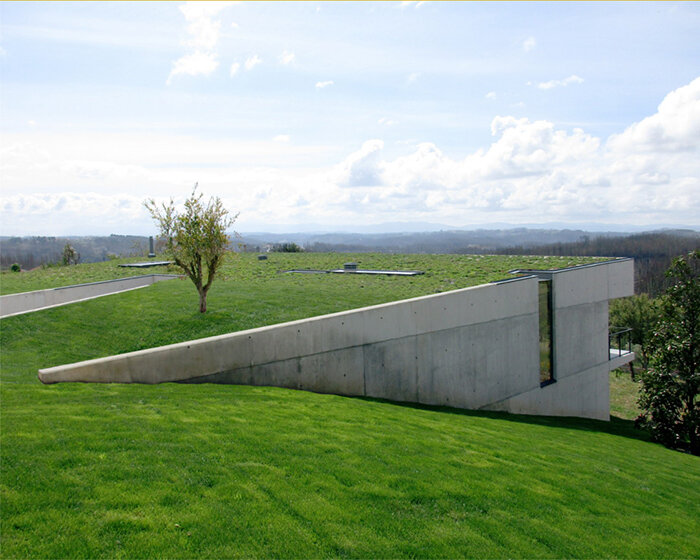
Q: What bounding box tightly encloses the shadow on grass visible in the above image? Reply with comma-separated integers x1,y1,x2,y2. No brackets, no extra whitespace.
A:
354,395,651,444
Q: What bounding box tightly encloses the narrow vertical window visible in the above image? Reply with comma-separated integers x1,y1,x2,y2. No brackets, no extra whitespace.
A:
539,280,554,385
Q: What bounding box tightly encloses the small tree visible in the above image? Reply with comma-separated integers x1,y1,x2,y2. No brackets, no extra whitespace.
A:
62,244,79,266
637,251,699,455
144,185,237,313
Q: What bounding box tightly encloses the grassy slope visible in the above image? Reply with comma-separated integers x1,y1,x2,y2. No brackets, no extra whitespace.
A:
0,258,173,295
1,254,698,558
609,369,643,421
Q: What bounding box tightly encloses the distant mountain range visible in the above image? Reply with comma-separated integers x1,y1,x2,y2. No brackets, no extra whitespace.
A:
235,221,699,235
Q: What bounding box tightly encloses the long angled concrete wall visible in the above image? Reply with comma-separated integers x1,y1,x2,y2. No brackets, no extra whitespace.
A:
37,259,634,420
39,277,542,410
0,274,179,318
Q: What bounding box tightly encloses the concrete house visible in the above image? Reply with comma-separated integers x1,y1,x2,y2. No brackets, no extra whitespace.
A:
38,258,634,421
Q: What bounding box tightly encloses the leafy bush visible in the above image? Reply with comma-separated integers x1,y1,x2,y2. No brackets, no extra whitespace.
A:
609,294,661,379
637,251,699,455
272,242,303,253
10,263,21,272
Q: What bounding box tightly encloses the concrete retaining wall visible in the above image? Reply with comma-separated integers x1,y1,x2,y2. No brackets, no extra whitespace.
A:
484,258,634,420
37,259,634,420
39,277,541,404
0,274,180,318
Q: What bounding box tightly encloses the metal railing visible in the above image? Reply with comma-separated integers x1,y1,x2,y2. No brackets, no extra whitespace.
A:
609,327,633,358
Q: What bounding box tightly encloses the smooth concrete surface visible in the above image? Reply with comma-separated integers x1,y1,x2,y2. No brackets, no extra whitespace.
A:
1,274,180,318
39,277,541,405
484,363,612,420
38,259,634,420
486,258,635,420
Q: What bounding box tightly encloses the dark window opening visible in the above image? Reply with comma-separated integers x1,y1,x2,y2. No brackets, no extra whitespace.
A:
539,280,554,385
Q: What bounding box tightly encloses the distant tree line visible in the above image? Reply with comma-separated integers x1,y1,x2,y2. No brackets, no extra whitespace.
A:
497,231,700,296
0,235,151,270
239,228,629,256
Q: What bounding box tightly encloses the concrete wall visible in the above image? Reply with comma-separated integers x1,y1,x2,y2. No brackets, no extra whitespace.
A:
37,259,634,420
484,258,634,420
0,274,179,318
39,277,541,405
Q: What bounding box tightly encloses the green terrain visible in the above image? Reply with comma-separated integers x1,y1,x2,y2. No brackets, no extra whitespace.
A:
1,254,697,558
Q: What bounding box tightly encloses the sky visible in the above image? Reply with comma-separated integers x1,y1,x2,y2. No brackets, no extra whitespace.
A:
1,1,699,236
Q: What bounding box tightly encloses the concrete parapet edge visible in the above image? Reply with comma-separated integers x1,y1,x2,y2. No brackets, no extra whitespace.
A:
1,274,180,318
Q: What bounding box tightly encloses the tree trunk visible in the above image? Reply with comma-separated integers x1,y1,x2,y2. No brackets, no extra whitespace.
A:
199,289,207,313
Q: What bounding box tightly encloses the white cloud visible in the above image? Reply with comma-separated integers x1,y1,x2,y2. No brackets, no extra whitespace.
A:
335,139,385,187
321,79,699,224
485,91,497,100
537,75,584,90
3,78,699,233
167,51,219,84
230,62,240,76
407,72,420,84
0,132,336,193
168,1,236,84
28,120,37,127
384,143,454,193
0,192,144,219
179,1,231,50
279,50,295,65
523,36,536,52
401,1,426,8
0,46,6,57
378,118,398,126
244,54,262,71
478,115,600,178
607,76,700,153
315,80,334,89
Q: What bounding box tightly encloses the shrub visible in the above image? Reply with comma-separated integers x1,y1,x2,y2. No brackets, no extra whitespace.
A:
62,244,80,266
636,251,699,455
272,242,303,253
609,294,661,379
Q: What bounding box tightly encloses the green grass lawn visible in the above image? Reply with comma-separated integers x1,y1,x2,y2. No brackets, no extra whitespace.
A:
1,254,698,558
609,369,643,421
0,258,174,295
